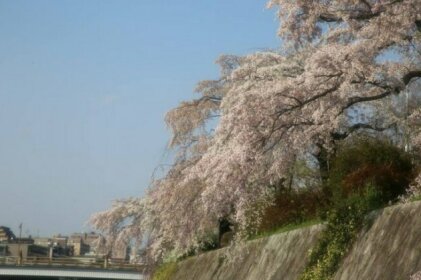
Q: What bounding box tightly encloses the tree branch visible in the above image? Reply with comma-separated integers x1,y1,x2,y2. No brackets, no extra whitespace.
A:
331,122,397,140
276,83,340,117
319,10,380,23
402,70,421,85
345,91,392,110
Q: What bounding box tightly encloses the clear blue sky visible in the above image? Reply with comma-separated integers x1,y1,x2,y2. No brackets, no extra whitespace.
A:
0,0,280,237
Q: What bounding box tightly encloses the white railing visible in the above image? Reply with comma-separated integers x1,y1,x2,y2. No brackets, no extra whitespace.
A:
0,256,146,272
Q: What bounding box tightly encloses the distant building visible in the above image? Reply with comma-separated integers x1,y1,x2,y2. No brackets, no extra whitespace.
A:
82,232,101,248
0,227,125,259
68,232,103,256
0,242,49,259
68,234,89,256
51,234,68,248
0,226,47,259
33,237,51,247
0,226,16,243
33,236,70,257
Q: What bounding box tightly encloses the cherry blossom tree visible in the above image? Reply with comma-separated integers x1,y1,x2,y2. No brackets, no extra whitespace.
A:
91,0,421,262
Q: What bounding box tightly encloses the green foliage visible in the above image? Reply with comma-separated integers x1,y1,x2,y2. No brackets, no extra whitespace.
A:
411,195,421,202
258,138,414,238
299,138,416,279
300,186,380,280
252,138,416,280
328,138,415,204
197,232,219,252
152,262,178,280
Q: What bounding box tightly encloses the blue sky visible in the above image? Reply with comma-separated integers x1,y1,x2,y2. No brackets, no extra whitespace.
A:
0,0,280,237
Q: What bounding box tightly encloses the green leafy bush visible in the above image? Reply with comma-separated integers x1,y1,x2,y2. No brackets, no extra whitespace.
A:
258,138,414,237
328,138,415,204
197,232,219,252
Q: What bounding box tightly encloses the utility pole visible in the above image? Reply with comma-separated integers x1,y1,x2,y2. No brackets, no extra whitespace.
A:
17,223,22,265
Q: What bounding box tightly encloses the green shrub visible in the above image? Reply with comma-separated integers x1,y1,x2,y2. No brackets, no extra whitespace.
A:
258,138,413,237
196,231,219,252
152,262,178,280
328,138,415,204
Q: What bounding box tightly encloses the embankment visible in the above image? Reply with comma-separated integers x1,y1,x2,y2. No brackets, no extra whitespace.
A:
172,225,324,280
170,201,421,280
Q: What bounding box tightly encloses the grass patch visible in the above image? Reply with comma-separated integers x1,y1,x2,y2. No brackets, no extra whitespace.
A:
410,195,421,202
249,219,322,240
152,262,178,280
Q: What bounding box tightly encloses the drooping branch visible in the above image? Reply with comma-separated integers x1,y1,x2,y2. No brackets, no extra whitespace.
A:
403,70,421,85
331,123,397,141
319,10,380,23
342,91,392,113
275,82,341,117
340,70,421,114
